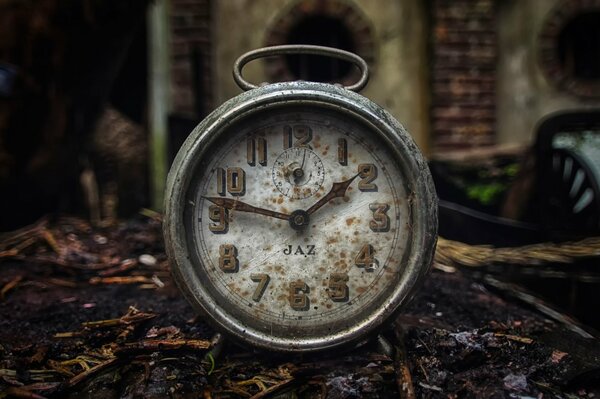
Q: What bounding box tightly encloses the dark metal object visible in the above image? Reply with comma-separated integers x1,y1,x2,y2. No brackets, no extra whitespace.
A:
233,45,369,92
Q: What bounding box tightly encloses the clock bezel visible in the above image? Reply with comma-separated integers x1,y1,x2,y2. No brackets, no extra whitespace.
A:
164,81,438,353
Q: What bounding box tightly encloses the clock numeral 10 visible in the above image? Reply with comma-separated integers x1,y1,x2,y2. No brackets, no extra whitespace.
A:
289,280,309,311
247,136,267,166
216,167,246,196
218,244,238,272
284,125,312,149
358,164,378,191
208,205,228,234
355,244,379,272
328,273,349,302
369,203,390,232
338,138,348,165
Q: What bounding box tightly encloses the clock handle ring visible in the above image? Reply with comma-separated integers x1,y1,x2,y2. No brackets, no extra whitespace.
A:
233,45,369,92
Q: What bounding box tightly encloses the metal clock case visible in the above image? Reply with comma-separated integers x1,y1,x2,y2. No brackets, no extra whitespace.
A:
164,46,438,353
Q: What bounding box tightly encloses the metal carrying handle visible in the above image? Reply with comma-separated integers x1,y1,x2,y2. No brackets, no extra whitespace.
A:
233,45,370,92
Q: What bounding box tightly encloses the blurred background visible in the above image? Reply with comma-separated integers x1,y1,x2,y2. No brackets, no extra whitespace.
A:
0,0,599,327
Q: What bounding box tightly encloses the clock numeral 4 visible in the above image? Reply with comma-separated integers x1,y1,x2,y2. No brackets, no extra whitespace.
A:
284,124,312,149
247,136,267,166
208,205,228,234
358,164,378,191
289,280,309,311
216,167,246,196
369,203,390,232
338,138,348,165
250,273,270,302
218,244,238,272
355,244,379,272
328,273,349,302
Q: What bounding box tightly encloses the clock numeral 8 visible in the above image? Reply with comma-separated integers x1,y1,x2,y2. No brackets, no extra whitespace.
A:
369,203,390,232
218,244,238,272
289,280,309,311
208,205,228,234
328,273,349,302
216,167,246,196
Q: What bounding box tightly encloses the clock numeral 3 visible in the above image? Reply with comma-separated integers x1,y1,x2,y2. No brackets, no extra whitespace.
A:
369,203,390,232
218,244,238,272
247,136,267,166
284,124,312,149
328,273,349,302
216,167,246,196
358,164,378,191
289,280,309,311
250,273,270,302
355,244,379,272
208,205,228,234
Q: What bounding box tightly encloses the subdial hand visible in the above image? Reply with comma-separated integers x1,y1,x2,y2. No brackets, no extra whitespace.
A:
305,173,360,216
203,197,291,221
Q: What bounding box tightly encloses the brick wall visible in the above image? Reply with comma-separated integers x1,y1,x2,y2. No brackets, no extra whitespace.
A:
430,0,497,152
170,0,212,118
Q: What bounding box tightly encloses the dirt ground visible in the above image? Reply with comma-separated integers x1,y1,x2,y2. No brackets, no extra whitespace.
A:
0,217,599,398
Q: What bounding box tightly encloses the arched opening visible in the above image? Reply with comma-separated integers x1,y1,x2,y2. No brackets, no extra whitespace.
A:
558,12,600,81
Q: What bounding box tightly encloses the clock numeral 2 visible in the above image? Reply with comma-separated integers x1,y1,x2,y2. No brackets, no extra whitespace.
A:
358,164,378,191
284,125,312,149
369,203,390,232
250,273,270,302
289,280,309,311
338,138,348,165
247,136,267,166
216,167,246,196
218,244,238,272
328,273,349,302
208,205,228,234
355,244,379,272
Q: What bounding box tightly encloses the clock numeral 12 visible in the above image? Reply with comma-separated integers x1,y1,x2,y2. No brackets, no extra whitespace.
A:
216,167,246,196
284,125,312,149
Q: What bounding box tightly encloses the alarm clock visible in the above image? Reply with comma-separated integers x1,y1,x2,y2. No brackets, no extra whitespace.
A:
164,45,437,352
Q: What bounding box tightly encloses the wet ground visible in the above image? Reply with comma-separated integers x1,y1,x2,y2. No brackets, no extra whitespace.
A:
0,217,598,398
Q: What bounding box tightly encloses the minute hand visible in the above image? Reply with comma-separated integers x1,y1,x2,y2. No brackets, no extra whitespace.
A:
306,173,360,216
203,197,290,221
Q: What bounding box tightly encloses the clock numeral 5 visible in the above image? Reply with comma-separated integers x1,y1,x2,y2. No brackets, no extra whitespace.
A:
289,280,309,311
250,273,270,302
216,167,246,196
208,205,228,234
247,136,267,166
369,203,390,232
284,124,312,149
355,244,379,272
328,273,349,302
358,164,378,191
218,244,238,272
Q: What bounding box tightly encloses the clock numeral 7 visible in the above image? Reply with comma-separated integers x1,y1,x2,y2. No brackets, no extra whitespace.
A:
250,273,270,302
355,244,379,272
369,203,390,232
358,164,378,191
328,273,349,302
218,244,238,272
208,205,228,234
289,280,309,311
216,167,246,196
247,136,267,166
284,124,312,149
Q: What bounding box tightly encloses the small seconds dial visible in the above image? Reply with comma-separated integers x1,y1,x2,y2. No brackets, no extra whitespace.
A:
272,146,325,199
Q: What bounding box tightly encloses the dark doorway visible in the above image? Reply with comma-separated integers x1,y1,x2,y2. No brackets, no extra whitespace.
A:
558,12,600,81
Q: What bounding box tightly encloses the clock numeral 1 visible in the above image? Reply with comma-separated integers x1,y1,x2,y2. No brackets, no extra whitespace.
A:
355,244,379,272
218,244,238,272
289,280,309,311
250,273,270,302
358,164,378,191
208,205,228,234
328,273,349,302
338,138,348,165
284,124,312,149
247,136,267,166
369,203,390,232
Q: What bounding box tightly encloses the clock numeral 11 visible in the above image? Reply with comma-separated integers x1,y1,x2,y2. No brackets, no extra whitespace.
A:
216,167,246,196
247,136,267,166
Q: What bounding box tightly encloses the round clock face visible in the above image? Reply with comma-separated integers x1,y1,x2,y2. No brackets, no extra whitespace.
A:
166,83,437,352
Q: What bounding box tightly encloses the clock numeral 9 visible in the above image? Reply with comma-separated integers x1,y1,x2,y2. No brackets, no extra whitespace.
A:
216,167,246,196
355,244,379,272
284,124,312,149
218,244,238,272
250,273,270,302
247,136,267,166
328,273,349,302
289,280,309,311
208,205,228,234
369,203,390,232
358,164,378,191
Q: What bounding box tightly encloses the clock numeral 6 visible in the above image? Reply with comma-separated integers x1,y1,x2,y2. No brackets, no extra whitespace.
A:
328,273,349,302
355,244,379,272
218,244,238,272
284,124,312,149
358,164,378,191
369,203,390,232
208,205,228,234
216,167,246,196
247,136,267,166
289,280,309,311
250,273,270,302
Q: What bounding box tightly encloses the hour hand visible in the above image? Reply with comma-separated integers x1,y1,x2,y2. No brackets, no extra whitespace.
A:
203,197,290,221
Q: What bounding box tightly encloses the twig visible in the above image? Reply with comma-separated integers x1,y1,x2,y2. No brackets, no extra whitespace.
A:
66,357,119,388
114,339,211,355
1,275,23,299
249,378,295,399
393,327,416,399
